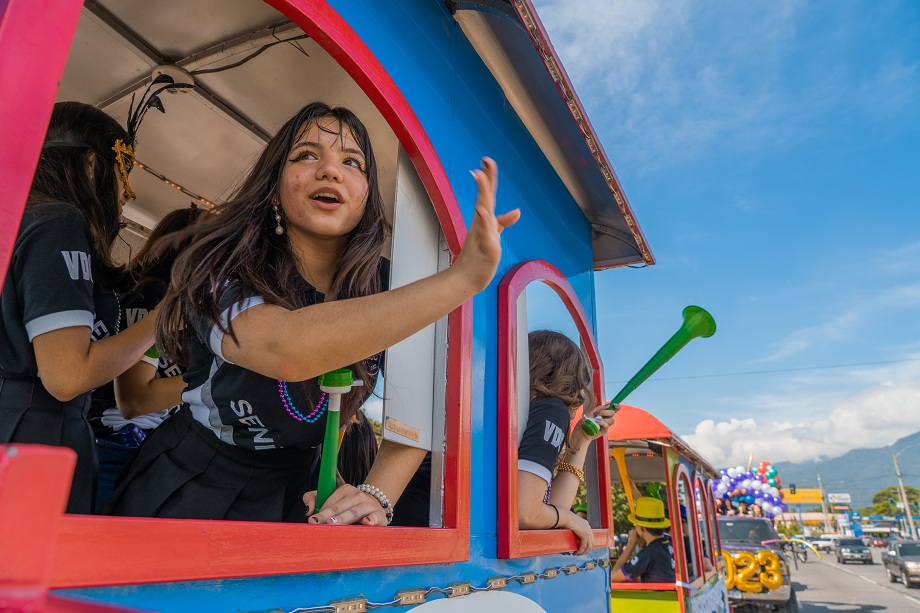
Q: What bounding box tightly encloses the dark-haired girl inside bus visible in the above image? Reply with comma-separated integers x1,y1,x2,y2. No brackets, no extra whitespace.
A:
0,102,159,514
517,330,617,553
105,101,519,524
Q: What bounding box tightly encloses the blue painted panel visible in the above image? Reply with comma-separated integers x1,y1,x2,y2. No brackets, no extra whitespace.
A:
57,1,610,610
60,548,610,612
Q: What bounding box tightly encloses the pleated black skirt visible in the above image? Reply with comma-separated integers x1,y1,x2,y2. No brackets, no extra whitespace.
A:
0,377,96,514
103,408,319,522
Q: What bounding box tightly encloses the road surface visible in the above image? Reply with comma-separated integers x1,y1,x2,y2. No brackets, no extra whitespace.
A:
791,548,920,612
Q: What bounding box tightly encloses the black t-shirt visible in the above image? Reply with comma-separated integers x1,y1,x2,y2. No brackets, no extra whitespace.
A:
622,536,677,583
182,274,383,451
89,280,179,437
518,396,569,484
0,202,119,380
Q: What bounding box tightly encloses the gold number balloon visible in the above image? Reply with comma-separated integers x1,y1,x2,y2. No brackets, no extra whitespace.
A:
721,551,736,589
732,552,763,593
757,550,783,591
722,550,784,593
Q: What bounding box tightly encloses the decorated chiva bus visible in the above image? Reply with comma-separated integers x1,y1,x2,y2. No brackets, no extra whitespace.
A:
0,1,729,611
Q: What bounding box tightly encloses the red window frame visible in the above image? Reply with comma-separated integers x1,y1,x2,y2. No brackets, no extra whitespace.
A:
670,464,702,582
695,475,718,579
497,260,614,558
0,0,473,589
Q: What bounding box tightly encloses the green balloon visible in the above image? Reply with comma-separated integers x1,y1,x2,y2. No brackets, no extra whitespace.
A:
767,477,777,486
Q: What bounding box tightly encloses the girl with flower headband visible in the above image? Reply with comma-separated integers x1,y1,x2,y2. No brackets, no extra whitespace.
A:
517,330,617,554
105,101,519,525
0,102,159,514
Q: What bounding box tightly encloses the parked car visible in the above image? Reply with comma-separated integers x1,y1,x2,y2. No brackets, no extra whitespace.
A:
718,517,798,612
836,538,873,564
881,539,920,587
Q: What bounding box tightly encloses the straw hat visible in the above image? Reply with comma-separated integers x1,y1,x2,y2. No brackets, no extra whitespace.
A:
628,497,671,529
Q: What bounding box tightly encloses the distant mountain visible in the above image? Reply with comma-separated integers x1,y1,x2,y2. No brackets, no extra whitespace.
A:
772,430,920,510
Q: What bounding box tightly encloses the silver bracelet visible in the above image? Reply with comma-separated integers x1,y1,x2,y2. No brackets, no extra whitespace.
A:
357,483,394,525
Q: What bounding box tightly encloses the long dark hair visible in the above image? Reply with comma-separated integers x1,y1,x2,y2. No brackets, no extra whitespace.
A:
28,101,132,290
128,206,208,289
157,102,390,420
528,330,595,411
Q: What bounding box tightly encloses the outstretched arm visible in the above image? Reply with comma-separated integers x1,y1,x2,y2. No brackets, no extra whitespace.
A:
115,360,186,418
518,470,594,555
611,528,640,582
222,158,520,380
33,307,158,402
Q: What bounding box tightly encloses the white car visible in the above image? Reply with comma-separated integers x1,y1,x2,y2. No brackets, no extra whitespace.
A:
806,536,836,552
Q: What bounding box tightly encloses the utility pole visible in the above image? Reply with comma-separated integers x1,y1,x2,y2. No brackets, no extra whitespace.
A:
893,453,918,540
817,471,832,534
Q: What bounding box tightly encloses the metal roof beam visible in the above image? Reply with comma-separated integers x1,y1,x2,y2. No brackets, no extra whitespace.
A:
83,0,276,143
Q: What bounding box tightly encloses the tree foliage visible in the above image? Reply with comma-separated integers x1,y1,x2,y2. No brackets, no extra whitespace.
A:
610,484,631,534
866,485,920,515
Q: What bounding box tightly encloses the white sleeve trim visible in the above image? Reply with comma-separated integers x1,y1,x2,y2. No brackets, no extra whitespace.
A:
25,310,94,341
140,355,159,368
208,296,266,362
518,459,553,485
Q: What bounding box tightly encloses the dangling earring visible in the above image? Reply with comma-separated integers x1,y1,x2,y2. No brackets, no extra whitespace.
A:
272,197,284,235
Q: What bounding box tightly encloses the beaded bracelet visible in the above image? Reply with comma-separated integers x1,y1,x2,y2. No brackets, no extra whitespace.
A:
357,483,394,525
556,461,585,483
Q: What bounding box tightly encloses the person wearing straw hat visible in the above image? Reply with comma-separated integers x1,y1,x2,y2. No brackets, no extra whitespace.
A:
611,497,677,584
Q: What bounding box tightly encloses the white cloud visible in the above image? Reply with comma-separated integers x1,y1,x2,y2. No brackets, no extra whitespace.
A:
683,377,920,466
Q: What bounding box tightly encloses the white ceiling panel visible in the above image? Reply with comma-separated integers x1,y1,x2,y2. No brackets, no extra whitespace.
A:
57,9,153,104
94,0,286,60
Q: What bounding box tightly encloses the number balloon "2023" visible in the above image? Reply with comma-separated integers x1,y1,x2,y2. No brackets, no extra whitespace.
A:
721,550,783,592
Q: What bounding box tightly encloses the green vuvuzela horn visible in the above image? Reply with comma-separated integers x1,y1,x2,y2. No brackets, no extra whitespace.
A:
582,306,716,436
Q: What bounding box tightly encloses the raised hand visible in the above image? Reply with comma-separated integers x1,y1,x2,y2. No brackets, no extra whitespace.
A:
578,403,619,443
453,157,520,293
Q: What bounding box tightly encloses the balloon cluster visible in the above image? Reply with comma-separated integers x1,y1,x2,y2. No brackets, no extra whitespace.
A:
712,461,788,518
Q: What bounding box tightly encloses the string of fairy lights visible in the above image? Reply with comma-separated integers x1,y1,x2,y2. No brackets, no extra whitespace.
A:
133,158,217,209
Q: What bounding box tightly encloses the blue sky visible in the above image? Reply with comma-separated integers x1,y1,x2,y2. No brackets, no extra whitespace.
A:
529,0,920,466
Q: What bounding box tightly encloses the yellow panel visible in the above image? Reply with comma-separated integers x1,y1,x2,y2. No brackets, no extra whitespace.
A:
610,589,680,613
780,488,823,504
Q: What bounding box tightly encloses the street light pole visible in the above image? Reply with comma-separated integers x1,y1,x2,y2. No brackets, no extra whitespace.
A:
817,471,832,534
893,452,918,540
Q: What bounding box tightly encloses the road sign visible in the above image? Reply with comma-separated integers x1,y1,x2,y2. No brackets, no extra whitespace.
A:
828,493,851,504
781,488,823,504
